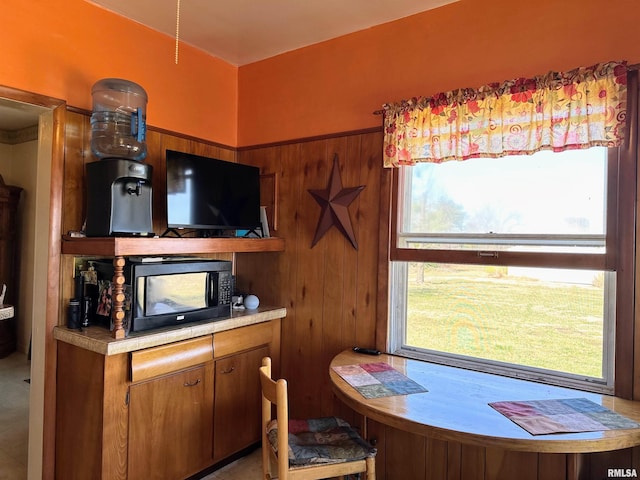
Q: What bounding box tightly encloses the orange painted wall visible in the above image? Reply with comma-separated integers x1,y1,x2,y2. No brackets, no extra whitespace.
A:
238,0,640,147
2,0,237,146
5,0,640,148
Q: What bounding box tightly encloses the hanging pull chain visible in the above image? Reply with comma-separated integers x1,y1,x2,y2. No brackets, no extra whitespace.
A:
175,0,181,64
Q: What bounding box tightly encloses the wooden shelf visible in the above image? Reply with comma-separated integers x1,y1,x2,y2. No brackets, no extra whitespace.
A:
61,235,285,256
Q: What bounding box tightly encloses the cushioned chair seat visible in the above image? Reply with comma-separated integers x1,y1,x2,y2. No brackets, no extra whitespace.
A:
260,357,377,479
266,417,377,467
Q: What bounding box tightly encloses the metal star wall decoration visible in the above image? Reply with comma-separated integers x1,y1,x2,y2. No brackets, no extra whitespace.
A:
308,154,365,250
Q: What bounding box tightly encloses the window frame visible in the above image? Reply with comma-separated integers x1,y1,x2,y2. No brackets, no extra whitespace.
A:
384,103,637,396
389,261,617,392
391,149,619,271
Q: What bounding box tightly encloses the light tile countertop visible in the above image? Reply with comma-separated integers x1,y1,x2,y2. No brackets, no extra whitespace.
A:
53,306,286,356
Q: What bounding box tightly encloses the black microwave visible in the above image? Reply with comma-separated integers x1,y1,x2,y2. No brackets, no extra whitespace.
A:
91,258,232,334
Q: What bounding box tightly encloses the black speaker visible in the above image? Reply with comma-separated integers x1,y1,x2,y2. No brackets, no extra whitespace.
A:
85,159,153,237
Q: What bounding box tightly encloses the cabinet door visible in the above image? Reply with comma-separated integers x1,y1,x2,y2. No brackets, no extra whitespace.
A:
128,363,214,480
213,345,269,461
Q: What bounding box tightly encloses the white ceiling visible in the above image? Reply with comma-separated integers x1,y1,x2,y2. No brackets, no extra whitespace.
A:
87,0,457,66
0,99,48,132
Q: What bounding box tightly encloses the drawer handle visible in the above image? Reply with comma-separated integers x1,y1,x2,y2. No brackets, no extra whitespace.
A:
221,366,235,374
184,379,201,387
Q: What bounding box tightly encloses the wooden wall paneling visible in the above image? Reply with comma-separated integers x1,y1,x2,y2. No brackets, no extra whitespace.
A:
279,140,313,418
238,142,312,415
326,133,381,419
158,134,236,164
368,419,386,479
354,131,383,350
240,144,303,404
626,70,639,402
338,134,363,351
56,343,130,479
259,172,277,233
63,110,89,234
266,140,298,405
537,453,568,480
447,441,462,480
318,135,355,417
318,130,388,452
426,437,449,479
143,130,165,236
329,393,359,429
588,448,635,479
236,147,284,302
567,453,590,480
383,426,427,480
55,342,107,479
236,132,405,477
484,448,537,480
460,444,485,480
288,139,331,419
268,143,303,393
234,248,280,301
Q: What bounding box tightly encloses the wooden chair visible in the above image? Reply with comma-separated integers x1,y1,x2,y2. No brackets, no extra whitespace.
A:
259,357,376,480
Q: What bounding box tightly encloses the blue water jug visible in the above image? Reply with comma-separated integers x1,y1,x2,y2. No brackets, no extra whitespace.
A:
90,78,148,161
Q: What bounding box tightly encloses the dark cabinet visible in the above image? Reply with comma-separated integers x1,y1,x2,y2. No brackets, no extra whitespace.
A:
0,175,21,357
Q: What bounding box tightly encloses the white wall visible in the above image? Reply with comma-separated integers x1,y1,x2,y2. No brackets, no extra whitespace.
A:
0,144,13,180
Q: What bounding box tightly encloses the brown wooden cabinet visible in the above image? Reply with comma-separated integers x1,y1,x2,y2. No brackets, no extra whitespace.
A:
56,235,284,478
211,319,280,462
128,364,214,480
0,175,22,357
0,175,22,302
213,345,269,461
55,319,282,480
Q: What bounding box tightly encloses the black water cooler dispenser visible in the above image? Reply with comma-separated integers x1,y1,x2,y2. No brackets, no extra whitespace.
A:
85,159,153,236
85,78,153,237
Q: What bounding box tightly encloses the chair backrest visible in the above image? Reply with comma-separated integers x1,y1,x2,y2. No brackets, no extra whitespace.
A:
259,356,376,480
259,356,290,479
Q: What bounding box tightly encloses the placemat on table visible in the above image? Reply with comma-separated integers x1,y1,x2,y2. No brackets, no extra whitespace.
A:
489,397,640,435
332,362,428,399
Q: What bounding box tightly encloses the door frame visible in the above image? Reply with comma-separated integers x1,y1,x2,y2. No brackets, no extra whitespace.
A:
0,85,65,480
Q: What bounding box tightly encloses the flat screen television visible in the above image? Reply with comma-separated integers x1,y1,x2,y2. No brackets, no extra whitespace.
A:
165,150,261,236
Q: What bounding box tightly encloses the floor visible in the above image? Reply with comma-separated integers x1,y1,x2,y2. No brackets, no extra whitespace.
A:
0,351,30,480
200,448,263,479
199,450,354,480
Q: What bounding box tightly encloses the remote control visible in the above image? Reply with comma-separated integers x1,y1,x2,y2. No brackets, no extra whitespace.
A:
353,346,381,355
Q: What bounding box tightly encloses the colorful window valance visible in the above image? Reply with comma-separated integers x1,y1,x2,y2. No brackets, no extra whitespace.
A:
382,61,628,167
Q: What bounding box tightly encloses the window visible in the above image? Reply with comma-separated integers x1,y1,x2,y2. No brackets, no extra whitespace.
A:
389,147,622,393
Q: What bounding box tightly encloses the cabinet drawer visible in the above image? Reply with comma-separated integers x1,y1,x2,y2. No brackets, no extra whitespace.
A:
213,321,273,358
130,336,213,382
